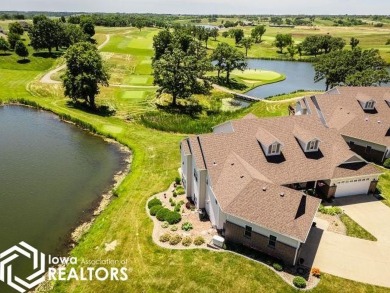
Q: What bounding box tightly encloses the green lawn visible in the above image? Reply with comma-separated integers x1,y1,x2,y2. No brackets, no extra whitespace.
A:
0,25,390,292
340,214,377,241
378,169,390,207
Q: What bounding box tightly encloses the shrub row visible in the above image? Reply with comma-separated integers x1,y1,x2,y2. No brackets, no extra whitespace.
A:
148,198,162,209
156,208,181,224
159,234,205,247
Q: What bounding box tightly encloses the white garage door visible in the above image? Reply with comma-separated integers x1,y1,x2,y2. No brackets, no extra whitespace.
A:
334,179,371,197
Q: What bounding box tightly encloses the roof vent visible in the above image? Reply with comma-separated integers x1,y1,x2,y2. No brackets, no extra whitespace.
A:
213,161,217,166
280,192,285,197
240,175,244,179
262,186,267,191
365,117,369,121
378,120,381,124
231,163,235,166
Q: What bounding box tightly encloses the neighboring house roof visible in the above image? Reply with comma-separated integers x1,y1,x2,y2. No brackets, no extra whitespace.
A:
307,87,390,147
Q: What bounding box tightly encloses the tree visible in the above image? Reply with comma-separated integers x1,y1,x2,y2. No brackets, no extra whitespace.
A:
274,33,293,53
251,25,266,43
14,40,29,60
301,35,321,57
211,42,247,84
7,32,20,49
153,29,173,61
314,48,389,90
153,43,211,106
209,28,219,41
232,29,244,44
62,24,87,47
60,16,66,23
350,37,360,49
0,37,10,53
240,37,253,57
8,22,24,35
80,19,95,38
29,17,57,53
296,43,303,59
63,42,109,109
287,45,297,59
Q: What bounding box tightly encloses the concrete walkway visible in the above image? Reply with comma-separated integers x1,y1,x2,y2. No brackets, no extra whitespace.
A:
300,195,390,288
40,34,111,84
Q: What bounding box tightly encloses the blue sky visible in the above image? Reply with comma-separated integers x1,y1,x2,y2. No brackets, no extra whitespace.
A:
2,0,390,14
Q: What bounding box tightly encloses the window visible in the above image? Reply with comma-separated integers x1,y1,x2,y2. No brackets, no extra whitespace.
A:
194,169,198,182
268,143,281,155
365,146,372,154
365,101,375,110
244,226,252,238
268,235,277,248
215,199,218,205
307,140,319,151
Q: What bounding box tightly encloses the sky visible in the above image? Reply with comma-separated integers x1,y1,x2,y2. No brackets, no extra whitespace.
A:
2,0,390,15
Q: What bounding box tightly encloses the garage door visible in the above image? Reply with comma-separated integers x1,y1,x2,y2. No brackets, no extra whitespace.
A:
334,179,371,197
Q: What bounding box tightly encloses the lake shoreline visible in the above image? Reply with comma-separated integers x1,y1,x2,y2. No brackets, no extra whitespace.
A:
0,102,132,259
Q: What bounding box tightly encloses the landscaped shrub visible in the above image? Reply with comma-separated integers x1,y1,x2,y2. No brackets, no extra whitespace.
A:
150,205,163,216
165,211,182,224
159,233,171,243
272,262,283,271
194,236,205,246
181,222,193,231
148,198,162,209
384,158,390,169
169,234,182,245
172,191,177,198
174,204,181,213
170,200,176,207
175,186,185,195
170,225,178,231
161,221,169,229
318,204,342,215
293,276,307,288
156,208,171,221
182,236,193,247
311,267,321,278
175,177,181,185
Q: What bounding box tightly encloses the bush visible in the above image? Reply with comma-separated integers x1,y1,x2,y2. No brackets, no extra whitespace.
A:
170,225,178,231
150,205,163,216
272,263,283,271
384,158,390,169
165,211,182,224
159,233,171,243
169,234,182,245
173,191,177,197
311,267,321,278
318,204,342,215
174,204,181,213
170,200,176,207
194,236,205,246
156,208,171,221
181,222,193,231
148,198,162,209
293,276,306,288
176,186,185,195
161,221,169,228
182,236,193,246
175,177,181,185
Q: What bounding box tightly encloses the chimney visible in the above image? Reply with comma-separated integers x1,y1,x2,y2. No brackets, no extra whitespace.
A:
295,194,307,219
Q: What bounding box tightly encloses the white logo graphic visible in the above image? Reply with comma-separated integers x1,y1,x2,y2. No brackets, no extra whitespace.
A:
0,242,46,293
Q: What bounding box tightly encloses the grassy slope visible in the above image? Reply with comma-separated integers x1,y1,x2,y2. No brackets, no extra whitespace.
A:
0,25,389,292
340,214,377,241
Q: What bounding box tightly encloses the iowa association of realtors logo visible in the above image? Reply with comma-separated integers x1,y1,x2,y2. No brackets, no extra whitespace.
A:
0,241,129,292
0,241,46,293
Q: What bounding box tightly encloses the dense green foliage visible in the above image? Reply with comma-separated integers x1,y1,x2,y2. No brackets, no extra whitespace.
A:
14,40,29,59
63,42,109,109
0,37,9,53
148,198,163,209
150,205,163,216
293,276,307,288
301,35,345,57
383,158,390,169
274,33,293,53
318,205,342,215
314,48,390,90
251,25,266,43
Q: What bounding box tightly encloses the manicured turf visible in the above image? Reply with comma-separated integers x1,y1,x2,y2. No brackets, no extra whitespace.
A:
340,214,377,241
1,25,390,293
231,69,282,81
378,169,390,207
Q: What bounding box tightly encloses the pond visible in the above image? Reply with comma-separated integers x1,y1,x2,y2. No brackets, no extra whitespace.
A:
245,59,326,98
0,106,128,292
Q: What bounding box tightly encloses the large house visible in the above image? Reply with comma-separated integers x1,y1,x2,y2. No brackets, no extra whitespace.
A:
293,87,390,163
180,104,382,265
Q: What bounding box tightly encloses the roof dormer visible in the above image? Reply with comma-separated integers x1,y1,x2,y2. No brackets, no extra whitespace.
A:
357,93,376,110
293,126,321,152
256,128,283,156
306,139,320,152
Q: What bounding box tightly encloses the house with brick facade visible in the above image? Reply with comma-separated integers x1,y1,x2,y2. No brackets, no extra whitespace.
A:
293,87,390,164
180,107,381,265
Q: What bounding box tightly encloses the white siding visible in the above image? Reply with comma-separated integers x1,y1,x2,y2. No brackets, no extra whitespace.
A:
180,146,193,198
226,214,301,248
205,184,224,229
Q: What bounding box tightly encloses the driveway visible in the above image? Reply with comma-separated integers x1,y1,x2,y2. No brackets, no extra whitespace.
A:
300,195,390,288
